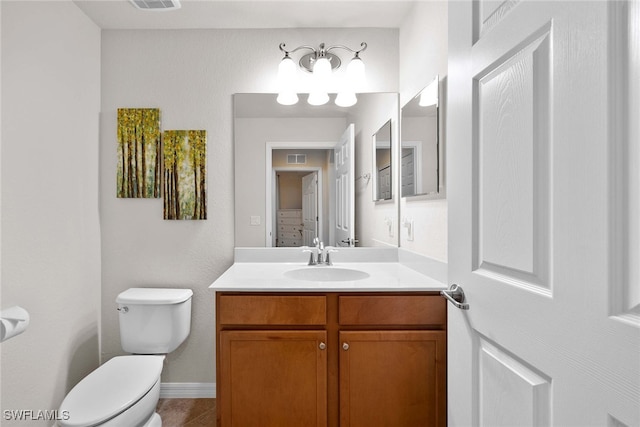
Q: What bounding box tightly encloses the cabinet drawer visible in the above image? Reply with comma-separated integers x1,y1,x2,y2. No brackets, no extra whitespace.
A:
279,224,302,232
277,238,302,247
279,231,302,239
278,217,303,225
277,210,302,218
338,295,445,326
219,295,326,325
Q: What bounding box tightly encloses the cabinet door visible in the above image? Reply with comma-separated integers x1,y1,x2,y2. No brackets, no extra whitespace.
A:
339,330,446,427
220,330,327,427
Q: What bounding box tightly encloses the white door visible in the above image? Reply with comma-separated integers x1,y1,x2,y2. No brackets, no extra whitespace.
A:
377,164,391,200
401,148,416,197
334,124,355,247
447,1,640,426
302,172,318,246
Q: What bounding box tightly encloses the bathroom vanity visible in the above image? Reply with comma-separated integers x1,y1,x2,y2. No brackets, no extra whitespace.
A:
211,253,447,427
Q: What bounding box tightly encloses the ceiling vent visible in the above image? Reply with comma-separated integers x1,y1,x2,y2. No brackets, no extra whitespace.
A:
287,154,307,165
129,0,181,11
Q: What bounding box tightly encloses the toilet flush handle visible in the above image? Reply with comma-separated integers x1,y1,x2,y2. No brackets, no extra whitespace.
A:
117,306,129,313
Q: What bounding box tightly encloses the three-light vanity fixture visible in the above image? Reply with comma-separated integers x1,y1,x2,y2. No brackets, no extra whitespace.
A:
277,42,367,107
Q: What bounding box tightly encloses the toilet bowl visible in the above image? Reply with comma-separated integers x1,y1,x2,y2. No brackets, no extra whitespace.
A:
58,288,193,427
59,355,164,427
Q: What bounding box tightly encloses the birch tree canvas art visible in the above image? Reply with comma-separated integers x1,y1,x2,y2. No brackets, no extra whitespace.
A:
163,130,207,220
117,108,161,198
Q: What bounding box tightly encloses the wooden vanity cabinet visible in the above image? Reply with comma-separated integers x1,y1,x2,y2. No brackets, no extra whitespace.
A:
216,292,446,427
220,330,328,426
339,330,445,427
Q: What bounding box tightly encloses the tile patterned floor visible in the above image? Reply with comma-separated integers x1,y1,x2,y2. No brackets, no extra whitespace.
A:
156,398,217,426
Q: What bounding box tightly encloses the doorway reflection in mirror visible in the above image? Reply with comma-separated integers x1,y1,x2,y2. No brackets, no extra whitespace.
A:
401,75,442,198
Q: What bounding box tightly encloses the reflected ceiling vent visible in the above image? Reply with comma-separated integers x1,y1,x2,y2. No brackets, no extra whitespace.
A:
129,0,181,11
287,154,307,165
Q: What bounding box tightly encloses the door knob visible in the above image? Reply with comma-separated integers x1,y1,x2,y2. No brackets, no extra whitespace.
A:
319,342,326,350
342,342,350,351
440,284,470,310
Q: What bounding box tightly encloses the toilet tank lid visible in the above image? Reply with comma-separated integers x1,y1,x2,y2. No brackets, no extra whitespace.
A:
116,288,193,305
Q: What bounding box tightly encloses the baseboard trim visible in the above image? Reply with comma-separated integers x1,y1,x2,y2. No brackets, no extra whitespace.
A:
160,382,216,398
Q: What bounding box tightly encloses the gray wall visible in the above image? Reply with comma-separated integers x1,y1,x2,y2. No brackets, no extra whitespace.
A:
100,28,398,385
1,1,101,422
399,1,448,261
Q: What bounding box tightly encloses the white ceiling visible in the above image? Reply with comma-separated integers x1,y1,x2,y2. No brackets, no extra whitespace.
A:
74,0,416,30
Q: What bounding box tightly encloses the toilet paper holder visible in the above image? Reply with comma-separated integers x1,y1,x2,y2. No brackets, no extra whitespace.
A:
0,306,30,343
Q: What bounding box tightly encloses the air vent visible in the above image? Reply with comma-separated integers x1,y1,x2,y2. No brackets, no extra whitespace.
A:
287,154,307,165
129,0,181,11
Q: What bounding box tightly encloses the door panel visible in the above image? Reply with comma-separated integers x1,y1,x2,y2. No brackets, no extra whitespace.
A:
610,0,640,319
473,23,551,290
302,172,318,246
334,124,355,246
448,1,640,426
401,148,416,197
478,339,551,426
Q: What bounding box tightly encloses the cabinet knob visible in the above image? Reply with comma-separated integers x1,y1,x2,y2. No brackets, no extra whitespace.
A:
319,342,327,350
342,342,349,351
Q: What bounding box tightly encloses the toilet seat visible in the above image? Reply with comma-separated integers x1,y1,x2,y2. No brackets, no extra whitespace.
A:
59,355,164,427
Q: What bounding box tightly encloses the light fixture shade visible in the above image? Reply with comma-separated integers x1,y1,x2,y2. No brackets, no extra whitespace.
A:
346,57,366,87
312,56,332,80
308,91,329,106
308,56,331,105
277,42,367,107
277,56,298,105
277,91,299,106
419,79,438,107
278,56,297,83
335,91,357,107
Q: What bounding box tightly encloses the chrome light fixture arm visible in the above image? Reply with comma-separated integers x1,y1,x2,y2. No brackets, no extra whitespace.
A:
279,42,366,73
279,43,317,57
325,42,368,57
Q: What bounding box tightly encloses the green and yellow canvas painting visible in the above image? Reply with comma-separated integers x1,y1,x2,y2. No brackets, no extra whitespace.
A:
163,130,207,220
117,108,161,198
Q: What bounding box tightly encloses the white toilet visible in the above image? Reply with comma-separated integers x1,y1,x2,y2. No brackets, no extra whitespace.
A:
58,288,193,427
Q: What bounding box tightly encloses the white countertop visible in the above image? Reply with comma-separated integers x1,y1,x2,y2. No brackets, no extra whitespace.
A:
209,262,447,292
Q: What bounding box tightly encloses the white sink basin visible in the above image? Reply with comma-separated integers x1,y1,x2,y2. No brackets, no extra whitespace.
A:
284,267,370,282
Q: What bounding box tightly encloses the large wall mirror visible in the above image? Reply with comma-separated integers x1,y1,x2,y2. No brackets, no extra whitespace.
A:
373,120,392,201
234,93,399,248
401,75,442,198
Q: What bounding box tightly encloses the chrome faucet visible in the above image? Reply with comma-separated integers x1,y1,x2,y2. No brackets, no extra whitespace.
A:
303,238,337,266
316,238,324,264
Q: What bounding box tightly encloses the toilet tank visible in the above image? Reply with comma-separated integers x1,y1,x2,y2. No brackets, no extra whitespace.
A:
116,288,193,354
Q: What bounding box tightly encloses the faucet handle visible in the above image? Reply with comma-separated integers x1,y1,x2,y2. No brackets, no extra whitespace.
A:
324,247,338,266
302,248,317,266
